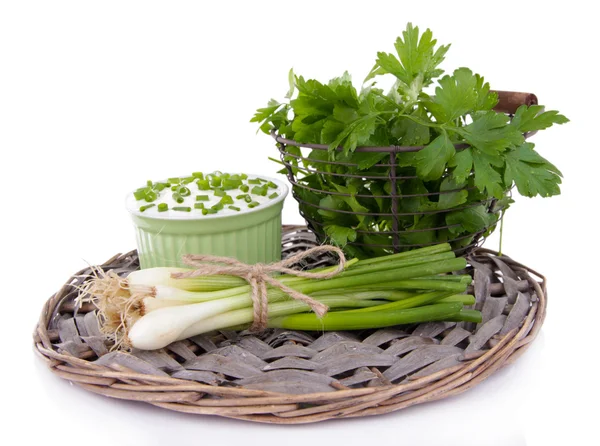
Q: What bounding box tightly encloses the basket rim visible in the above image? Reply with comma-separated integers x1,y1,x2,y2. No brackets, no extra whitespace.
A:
270,89,539,154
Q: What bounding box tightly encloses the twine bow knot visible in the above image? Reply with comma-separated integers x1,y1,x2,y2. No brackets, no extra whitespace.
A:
170,246,346,332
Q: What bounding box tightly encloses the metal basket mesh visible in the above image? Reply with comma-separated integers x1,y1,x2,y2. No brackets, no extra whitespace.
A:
274,91,537,258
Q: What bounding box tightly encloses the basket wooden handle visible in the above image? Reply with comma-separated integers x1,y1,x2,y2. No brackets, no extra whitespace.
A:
492,90,538,114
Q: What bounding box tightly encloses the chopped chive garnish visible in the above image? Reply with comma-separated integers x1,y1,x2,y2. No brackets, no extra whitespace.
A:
153,183,166,192
267,181,278,189
269,192,279,199
240,173,248,180
244,195,253,203
229,174,241,181
178,186,191,197
171,185,178,191
202,208,217,215
212,171,223,176
158,203,168,212
192,172,204,179
134,189,147,200
211,202,224,211
240,184,250,193
214,188,226,197
139,203,156,212
146,180,153,187
248,201,260,208
211,177,222,187
168,177,181,185
257,178,268,183
197,179,210,190
173,206,191,212
144,190,158,202
223,178,242,190
172,193,184,204
220,195,234,205
194,203,205,210
228,206,241,211
196,195,209,201
248,179,260,184
251,185,268,196
222,173,230,180
236,194,247,200
182,176,195,184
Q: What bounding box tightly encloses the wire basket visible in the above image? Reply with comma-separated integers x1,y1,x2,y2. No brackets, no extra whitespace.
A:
274,91,539,258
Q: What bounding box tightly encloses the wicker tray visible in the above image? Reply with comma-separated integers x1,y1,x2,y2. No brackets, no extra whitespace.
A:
34,226,546,424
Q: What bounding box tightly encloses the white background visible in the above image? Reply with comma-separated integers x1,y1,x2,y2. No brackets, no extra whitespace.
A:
1,1,597,445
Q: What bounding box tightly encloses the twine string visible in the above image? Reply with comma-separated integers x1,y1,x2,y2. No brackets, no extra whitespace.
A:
170,245,346,332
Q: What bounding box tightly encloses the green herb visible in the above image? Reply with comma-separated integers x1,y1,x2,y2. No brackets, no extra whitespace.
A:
240,173,248,180
158,203,168,212
223,178,243,190
194,203,205,210
236,194,249,200
196,179,210,190
211,176,222,187
168,177,180,185
248,179,260,184
220,195,234,205
251,185,268,196
252,23,568,257
211,202,224,211
139,204,156,212
240,184,250,193
244,195,253,203
213,188,226,197
192,172,204,179
196,195,209,201
267,181,278,189
269,192,279,199
133,188,147,200
248,201,260,208
228,206,241,211
178,186,191,197
202,208,217,215
172,193,184,204
173,206,191,212
144,190,158,202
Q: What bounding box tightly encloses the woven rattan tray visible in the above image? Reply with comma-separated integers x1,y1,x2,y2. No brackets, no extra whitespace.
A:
34,226,546,424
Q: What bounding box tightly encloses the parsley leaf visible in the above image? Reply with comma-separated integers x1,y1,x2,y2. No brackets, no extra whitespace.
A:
414,133,455,180
457,111,524,154
325,225,358,246
503,143,562,197
472,149,505,198
425,68,497,123
510,105,569,132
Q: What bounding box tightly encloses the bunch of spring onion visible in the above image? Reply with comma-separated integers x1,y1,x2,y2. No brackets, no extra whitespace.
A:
82,243,481,350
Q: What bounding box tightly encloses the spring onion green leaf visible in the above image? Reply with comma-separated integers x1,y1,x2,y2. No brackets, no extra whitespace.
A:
139,204,156,212
178,186,191,197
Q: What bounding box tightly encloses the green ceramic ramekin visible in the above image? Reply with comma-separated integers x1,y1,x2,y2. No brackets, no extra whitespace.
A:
126,176,288,269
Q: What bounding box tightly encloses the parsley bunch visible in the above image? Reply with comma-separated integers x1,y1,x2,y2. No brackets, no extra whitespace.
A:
252,23,568,258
